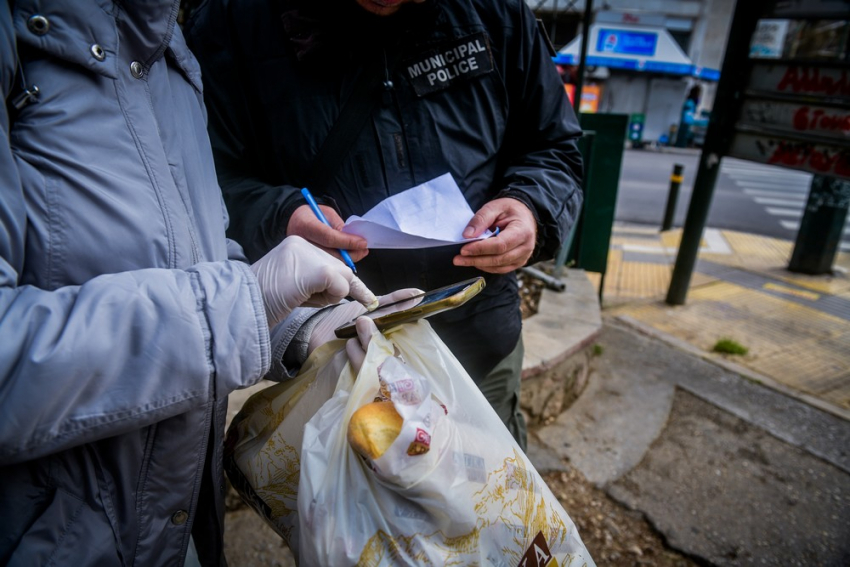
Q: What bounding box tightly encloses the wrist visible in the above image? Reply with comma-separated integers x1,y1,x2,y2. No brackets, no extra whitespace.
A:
284,194,343,237
285,307,330,368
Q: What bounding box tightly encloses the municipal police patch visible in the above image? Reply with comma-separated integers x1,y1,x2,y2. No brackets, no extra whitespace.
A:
403,32,494,97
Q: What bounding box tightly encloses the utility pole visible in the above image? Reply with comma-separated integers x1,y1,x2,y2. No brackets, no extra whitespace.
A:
572,0,594,116
665,0,762,305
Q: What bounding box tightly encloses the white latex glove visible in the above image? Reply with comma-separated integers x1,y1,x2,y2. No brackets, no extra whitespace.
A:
251,235,378,328
345,317,381,374
307,288,423,355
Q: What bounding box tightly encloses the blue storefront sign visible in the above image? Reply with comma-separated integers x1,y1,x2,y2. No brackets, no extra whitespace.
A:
553,23,720,81
597,29,658,56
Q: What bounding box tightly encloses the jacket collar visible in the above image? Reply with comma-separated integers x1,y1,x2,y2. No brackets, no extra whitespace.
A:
278,0,439,62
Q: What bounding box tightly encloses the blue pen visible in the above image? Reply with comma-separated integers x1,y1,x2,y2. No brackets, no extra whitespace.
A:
300,187,358,273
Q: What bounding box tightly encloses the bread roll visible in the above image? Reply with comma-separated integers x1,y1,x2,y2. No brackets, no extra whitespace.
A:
348,401,403,460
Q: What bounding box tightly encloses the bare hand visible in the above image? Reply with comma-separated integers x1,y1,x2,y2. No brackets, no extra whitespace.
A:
453,197,537,274
287,204,369,263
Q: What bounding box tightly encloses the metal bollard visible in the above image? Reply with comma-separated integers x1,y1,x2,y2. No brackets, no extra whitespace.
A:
661,163,684,231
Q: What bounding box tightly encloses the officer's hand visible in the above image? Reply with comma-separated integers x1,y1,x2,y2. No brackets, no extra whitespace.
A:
251,236,378,328
453,197,537,274
307,288,423,354
287,204,369,263
345,317,381,374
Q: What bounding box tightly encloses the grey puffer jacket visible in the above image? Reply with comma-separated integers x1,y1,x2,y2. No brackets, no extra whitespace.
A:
0,1,302,565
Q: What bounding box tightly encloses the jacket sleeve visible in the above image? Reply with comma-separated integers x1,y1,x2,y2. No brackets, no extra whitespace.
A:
186,0,304,262
0,12,271,465
497,1,584,262
223,194,250,263
219,193,312,381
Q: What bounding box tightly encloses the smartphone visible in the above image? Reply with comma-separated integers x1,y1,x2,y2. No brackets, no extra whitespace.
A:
334,277,486,339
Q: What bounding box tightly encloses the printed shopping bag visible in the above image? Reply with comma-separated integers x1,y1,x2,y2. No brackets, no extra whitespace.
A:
224,339,350,559
296,321,596,566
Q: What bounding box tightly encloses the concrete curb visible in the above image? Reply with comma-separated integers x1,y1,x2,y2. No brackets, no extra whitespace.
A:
520,269,603,424
521,268,603,379
614,314,850,423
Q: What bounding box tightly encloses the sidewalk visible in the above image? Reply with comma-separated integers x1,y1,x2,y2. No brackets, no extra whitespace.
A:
596,223,850,419
529,224,850,565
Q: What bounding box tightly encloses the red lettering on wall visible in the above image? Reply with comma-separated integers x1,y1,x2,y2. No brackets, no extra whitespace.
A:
810,149,840,172
793,106,809,130
776,67,850,97
767,141,850,177
768,142,806,167
836,154,850,177
792,106,850,133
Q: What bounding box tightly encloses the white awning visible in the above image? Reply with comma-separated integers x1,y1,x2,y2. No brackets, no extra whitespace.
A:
554,23,720,81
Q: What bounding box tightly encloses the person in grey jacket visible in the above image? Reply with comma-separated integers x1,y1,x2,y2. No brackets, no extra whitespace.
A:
0,1,382,565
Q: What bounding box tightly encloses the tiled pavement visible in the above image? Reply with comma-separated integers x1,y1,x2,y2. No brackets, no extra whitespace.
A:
594,223,850,417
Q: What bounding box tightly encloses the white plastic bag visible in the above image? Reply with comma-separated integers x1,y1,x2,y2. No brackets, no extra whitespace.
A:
225,340,350,558
297,321,595,567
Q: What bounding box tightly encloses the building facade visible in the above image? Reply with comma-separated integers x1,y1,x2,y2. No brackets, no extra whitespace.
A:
530,0,736,145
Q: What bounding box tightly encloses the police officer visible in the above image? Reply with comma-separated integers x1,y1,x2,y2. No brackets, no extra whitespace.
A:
187,0,584,450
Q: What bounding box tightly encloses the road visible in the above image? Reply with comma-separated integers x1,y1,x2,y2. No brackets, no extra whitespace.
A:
615,148,850,253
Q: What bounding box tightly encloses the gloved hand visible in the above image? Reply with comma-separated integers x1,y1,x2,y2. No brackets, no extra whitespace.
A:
251,235,378,328
307,288,423,354
345,316,381,374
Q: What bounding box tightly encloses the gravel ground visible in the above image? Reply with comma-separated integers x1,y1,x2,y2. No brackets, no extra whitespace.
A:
541,466,698,567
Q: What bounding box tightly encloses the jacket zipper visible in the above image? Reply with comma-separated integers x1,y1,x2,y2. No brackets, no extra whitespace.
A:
383,47,416,185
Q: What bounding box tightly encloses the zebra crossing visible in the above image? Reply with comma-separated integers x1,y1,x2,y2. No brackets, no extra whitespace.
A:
720,158,850,253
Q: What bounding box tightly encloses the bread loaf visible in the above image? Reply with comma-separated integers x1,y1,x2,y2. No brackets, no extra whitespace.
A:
347,401,403,460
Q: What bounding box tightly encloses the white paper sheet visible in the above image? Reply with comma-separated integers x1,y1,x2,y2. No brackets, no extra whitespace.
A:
341,173,493,249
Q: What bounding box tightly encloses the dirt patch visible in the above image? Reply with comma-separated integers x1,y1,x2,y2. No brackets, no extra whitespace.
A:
541,465,699,567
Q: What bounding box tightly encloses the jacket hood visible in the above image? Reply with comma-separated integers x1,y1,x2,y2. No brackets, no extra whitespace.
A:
117,0,181,68
12,0,180,79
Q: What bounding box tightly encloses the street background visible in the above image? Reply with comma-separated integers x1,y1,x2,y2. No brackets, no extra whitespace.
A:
213,0,850,563
616,148,850,251
221,145,850,566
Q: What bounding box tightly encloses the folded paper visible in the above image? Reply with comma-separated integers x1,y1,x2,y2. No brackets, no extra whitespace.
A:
341,173,493,248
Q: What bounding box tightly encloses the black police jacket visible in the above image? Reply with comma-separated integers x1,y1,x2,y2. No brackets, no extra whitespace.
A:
187,0,584,380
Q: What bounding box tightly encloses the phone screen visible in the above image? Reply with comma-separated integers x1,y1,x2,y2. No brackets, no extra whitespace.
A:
334,277,485,338
361,285,462,320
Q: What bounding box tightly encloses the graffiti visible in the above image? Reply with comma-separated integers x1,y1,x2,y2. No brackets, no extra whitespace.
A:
805,176,850,211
